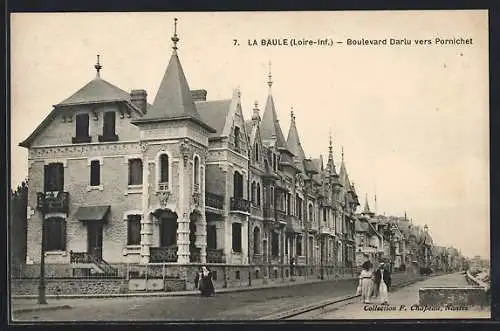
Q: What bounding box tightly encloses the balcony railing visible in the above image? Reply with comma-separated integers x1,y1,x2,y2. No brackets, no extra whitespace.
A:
230,197,250,213
150,246,178,263
252,254,264,264
36,191,69,214
205,192,224,209
190,247,201,263
276,209,286,221
206,248,225,263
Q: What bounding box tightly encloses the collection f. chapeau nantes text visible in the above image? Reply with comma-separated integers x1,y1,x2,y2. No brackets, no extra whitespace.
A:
238,37,473,47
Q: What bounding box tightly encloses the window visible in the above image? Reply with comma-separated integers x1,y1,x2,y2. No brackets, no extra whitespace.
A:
285,235,289,254
99,111,118,142
233,172,244,198
73,113,91,143
323,209,327,222
272,154,277,171
308,204,314,222
271,231,279,257
127,215,141,245
287,193,291,215
270,187,275,206
234,126,241,150
297,236,302,256
256,184,261,206
251,182,256,204
254,144,259,162
44,163,64,192
44,218,66,251
90,160,100,186
160,154,169,184
193,156,200,189
232,223,242,253
253,227,260,255
207,225,217,249
128,159,143,185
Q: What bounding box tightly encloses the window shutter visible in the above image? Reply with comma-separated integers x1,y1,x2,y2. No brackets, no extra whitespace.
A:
44,165,49,192
56,163,64,191
61,220,67,250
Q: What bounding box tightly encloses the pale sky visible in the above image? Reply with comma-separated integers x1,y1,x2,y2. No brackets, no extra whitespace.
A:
10,11,489,259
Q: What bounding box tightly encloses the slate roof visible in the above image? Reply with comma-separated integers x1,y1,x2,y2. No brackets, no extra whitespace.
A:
132,50,215,132
196,99,232,138
286,113,306,173
260,93,288,150
56,77,132,106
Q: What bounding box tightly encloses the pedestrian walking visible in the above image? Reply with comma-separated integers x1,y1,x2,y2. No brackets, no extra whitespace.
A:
373,261,392,304
198,266,215,297
357,261,373,303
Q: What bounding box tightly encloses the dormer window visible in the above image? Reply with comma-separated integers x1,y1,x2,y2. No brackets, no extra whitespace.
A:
72,113,91,143
234,126,241,151
99,111,119,142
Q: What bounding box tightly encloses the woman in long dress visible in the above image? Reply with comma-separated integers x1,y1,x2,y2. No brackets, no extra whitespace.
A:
199,266,215,297
358,261,373,304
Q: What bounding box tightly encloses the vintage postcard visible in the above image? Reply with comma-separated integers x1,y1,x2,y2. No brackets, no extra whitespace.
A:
9,10,490,321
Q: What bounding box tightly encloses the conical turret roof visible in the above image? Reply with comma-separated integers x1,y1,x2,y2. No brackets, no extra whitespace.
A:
286,110,306,173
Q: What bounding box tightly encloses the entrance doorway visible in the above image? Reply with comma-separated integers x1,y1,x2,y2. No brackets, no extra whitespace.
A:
87,222,103,259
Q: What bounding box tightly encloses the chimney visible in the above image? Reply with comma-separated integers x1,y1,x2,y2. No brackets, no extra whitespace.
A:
130,90,148,113
191,89,207,102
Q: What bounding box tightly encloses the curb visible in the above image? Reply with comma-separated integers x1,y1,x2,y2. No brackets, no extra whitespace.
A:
12,276,358,300
13,305,73,314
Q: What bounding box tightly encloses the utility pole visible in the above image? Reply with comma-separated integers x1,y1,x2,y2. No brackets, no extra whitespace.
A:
38,204,47,304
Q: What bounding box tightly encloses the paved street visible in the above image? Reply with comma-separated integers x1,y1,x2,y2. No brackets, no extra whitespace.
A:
292,272,490,320
12,273,415,321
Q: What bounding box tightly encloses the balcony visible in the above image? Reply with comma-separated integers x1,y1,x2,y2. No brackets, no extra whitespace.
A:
98,133,119,142
206,249,225,263
205,192,224,209
276,209,286,221
36,191,69,214
72,135,91,144
230,197,250,213
150,246,178,263
252,254,264,264
190,247,201,263
286,216,302,234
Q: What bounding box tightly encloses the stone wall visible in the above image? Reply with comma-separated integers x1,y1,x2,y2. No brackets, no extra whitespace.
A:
11,278,127,296
419,287,489,308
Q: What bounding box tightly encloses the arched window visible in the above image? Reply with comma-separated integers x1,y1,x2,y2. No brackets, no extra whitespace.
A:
160,154,169,183
255,144,259,162
251,181,256,203
193,155,200,191
257,184,261,206
270,187,275,206
253,227,261,255
309,203,314,222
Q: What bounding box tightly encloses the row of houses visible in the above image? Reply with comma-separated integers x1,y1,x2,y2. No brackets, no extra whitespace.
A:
17,20,465,281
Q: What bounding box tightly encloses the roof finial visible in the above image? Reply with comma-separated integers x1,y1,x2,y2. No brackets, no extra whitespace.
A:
252,101,261,121
329,130,333,154
267,61,273,89
94,54,102,79
171,18,180,51
290,106,295,122
341,146,344,162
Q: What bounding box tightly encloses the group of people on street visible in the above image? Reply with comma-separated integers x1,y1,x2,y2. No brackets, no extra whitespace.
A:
357,259,392,304
194,266,215,297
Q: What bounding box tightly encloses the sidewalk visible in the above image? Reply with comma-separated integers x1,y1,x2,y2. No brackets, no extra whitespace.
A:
317,273,490,319
12,274,357,314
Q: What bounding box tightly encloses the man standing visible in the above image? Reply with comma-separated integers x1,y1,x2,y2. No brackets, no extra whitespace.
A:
373,261,392,304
